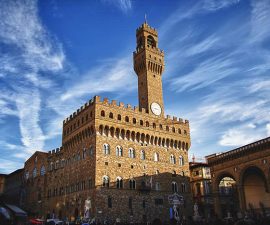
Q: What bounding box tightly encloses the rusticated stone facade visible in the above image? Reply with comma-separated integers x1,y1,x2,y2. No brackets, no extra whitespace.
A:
23,22,192,223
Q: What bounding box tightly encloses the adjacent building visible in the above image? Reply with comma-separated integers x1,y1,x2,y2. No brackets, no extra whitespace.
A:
23,21,192,223
206,136,270,218
189,161,213,218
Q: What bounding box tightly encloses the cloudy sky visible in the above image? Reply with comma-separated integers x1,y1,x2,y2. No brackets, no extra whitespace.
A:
0,0,269,173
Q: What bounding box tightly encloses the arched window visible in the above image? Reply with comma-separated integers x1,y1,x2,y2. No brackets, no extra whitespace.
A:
153,123,156,129
109,112,113,119
172,181,178,193
140,120,143,126
155,182,161,191
129,179,136,189
147,35,156,47
50,162,54,171
159,124,163,129
33,168,37,178
181,183,186,193
154,152,159,162
178,128,181,134
146,121,149,127
140,150,145,160
103,143,110,155
172,127,176,133
133,118,136,124
116,177,123,189
25,171,29,180
117,114,121,120
125,116,129,122
128,148,135,158
55,160,59,169
102,176,109,188
116,146,123,157
170,155,176,164
179,156,184,166
40,166,46,176
166,126,169,131
101,110,105,117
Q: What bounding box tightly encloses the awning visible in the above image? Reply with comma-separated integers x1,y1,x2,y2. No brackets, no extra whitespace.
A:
5,204,27,217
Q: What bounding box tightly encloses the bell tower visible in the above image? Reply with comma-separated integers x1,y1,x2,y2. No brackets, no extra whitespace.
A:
133,22,165,116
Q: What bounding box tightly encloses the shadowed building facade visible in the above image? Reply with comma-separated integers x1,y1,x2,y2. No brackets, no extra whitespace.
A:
23,22,192,223
207,137,270,218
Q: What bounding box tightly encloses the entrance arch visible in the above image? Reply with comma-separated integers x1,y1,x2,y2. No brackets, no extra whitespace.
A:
241,166,270,210
217,175,238,218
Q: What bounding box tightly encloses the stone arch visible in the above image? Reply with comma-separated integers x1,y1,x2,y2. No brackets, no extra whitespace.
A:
166,138,170,148
214,172,236,191
178,141,181,149
158,137,161,146
101,110,105,117
154,136,158,145
120,129,125,139
146,134,150,144
170,139,174,148
141,133,145,143
131,131,135,142
162,138,165,147
109,112,113,119
174,140,178,149
115,128,120,139
110,127,115,138
99,125,104,135
136,132,140,142
182,142,185,150
150,136,154,145
104,126,109,137
240,165,270,209
126,130,131,140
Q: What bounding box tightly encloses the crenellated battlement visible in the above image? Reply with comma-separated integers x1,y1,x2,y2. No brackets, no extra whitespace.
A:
48,146,63,156
63,95,189,126
136,22,158,36
133,44,164,56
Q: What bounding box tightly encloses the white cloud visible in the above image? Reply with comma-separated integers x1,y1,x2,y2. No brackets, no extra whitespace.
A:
0,159,23,174
203,0,241,11
60,57,135,101
250,0,270,44
266,124,270,136
0,0,65,160
218,124,263,147
171,55,238,92
101,0,132,13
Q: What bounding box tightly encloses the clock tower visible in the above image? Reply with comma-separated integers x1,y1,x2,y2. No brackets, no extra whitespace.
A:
133,22,165,116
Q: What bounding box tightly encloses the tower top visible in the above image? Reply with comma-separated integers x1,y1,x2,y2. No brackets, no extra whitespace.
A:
136,22,158,36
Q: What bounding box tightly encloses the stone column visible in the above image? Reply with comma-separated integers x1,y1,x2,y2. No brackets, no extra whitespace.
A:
237,185,246,212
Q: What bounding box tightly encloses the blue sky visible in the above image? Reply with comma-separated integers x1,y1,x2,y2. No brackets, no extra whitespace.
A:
0,0,269,173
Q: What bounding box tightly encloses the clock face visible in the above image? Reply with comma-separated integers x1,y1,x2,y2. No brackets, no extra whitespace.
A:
151,102,162,116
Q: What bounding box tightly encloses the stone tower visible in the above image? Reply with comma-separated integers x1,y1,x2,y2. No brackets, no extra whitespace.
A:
133,22,165,116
